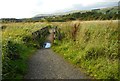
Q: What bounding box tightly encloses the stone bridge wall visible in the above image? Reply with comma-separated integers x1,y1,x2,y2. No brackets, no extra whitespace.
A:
31,26,63,48
31,26,50,48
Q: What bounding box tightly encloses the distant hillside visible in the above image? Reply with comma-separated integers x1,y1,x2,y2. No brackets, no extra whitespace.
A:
1,6,118,23
34,14,54,18
93,6,118,14
39,6,118,22
34,10,91,18
34,6,118,18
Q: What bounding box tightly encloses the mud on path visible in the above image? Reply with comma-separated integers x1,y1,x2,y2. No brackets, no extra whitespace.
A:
24,49,91,79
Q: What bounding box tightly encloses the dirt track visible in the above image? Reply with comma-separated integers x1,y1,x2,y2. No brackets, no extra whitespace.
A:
24,49,90,79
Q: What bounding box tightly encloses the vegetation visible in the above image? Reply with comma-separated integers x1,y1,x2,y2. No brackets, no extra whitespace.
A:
52,20,119,79
1,20,119,80
1,22,51,79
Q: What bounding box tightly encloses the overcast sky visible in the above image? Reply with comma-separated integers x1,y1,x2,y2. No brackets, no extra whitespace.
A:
0,0,119,18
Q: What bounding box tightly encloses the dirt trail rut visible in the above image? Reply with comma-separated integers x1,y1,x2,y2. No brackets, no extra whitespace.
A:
24,49,90,79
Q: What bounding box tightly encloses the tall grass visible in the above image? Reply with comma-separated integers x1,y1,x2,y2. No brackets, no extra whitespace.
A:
1,20,119,79
52,20,118,79
1,22,48,79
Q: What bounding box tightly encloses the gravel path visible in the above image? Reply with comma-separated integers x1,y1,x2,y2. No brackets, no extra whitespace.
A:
24,49,90,79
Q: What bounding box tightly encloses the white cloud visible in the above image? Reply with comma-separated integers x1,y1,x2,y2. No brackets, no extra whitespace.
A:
0,0,39,18
35,0,102,12
0,0,119,18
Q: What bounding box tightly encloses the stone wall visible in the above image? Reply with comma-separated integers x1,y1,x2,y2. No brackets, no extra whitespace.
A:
31,26,50,48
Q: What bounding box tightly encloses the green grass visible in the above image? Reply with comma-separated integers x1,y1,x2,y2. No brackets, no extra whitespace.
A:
1,22,49,79
1,20,119,80
52,20,119,79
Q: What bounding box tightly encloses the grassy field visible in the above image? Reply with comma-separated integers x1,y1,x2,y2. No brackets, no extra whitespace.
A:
1,22,50,79
1,20,119,79
52,20,119,79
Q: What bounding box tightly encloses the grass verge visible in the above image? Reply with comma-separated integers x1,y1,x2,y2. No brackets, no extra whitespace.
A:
52,20,118,79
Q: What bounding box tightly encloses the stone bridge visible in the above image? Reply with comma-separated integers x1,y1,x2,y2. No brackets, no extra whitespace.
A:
31,26,62,48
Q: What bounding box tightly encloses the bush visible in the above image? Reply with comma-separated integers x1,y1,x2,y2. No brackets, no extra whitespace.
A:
52,20,118,79
2,22,47,79
5,41,21,60
84,46,105,60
